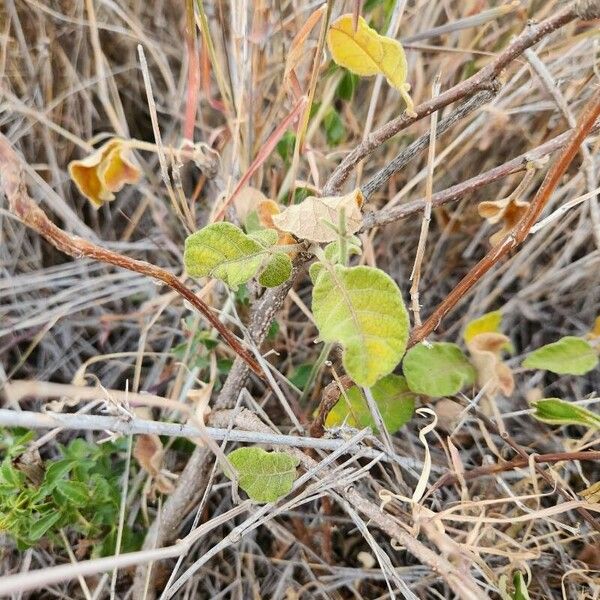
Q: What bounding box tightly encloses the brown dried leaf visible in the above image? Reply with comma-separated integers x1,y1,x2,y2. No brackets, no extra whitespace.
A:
272,189,364,242
133,434,164,477
478,197,529,246
233,186,269,223
467,332,514,397
68,139,141,208
13,447,44,486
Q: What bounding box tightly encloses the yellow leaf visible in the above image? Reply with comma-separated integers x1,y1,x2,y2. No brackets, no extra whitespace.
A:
327,14,415,116
463,310,503,344
272,189,364,243
68,138,141,208
586,316,600,340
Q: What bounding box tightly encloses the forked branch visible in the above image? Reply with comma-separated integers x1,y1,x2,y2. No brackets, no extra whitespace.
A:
409,91,600,345
0,135,264,378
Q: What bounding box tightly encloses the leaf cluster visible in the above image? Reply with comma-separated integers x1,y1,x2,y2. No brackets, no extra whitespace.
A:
0,433,140,555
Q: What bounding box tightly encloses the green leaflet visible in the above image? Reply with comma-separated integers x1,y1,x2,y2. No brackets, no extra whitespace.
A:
403,342,476,397
184,222,292,290
326,374,415,433
512,572,531,600
522,336,598,375
310,264,409,386
531,398,600,429
226,447,300,503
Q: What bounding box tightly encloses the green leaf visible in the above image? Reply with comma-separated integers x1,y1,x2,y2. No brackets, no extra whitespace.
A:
326,374,415,433
226,447,300,503
56,480,90,506
531,398,600,429
323,108,345,146
43,460,75,490
184,222,291,289
257,252,292,288
276,131,296,164
310,265,409,386
0,462,24,489
29,512,61,541
512,571,531,600
522,336,598,375
289,364,313,391
336,69,359,101
403,342,476,397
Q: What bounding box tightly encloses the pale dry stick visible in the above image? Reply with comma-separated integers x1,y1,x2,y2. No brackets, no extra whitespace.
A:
3,376,187,414
137,44,194,232
403,2,521,43
409,87,600,347
323,4,579,195
531,185,600,233
0,503,251,597
525,46,600,247
0,136,263,378
409,74,441,327
132,278,295,597
0,408,408,457
362,118,600,230
208,409,486,600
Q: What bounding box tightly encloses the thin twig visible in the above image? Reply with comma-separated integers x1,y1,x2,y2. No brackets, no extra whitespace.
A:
0,408,408,462
322,5,577,194
426,450,600,495
410,74,441,327
409,91,600,345
361,88,496,200
0,135,264,378
361,118,600,230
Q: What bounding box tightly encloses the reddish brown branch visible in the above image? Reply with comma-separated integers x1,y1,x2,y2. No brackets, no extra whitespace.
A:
361,118,600,231
322,6,577,195
409,91,600,346
0,135,264,378
458,402,600,534
426,450,600,496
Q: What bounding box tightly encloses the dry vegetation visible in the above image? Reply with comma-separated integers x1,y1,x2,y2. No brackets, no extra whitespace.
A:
1,0,600,598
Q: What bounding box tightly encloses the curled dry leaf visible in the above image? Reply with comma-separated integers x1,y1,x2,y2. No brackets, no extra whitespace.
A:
133,434,175,496
257,199,297,247
327,14,415,116
233,186,269,223
68,138,141,207
272,189,364,243
467,332,514,397
234,187,296,247
478,196,530,246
